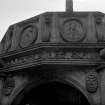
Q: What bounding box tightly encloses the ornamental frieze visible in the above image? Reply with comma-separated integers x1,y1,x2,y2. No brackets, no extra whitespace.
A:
6,50,100,67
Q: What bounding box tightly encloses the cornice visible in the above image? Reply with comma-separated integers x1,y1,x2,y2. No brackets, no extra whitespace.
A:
0,59,105,73
0,43,105,58
0,43,104,72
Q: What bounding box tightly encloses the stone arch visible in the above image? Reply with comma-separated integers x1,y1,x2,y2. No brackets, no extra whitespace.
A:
11,78,94,105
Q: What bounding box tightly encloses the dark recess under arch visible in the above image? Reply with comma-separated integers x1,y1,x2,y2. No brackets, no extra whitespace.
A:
12,81,91,105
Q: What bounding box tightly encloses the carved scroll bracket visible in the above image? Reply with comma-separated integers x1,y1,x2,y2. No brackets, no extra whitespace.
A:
3,75,15,96
86,70,98,93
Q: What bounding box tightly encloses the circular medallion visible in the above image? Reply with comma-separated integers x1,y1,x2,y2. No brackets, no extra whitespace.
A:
60,19,85,42
20,25,38,48
86,71,98,93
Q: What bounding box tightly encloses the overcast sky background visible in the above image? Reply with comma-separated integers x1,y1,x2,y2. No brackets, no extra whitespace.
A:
0,0,105,41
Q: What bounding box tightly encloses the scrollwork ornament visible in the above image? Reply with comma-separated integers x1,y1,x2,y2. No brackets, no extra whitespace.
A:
86,71,98,93
20,24,38,48
60,19,86,42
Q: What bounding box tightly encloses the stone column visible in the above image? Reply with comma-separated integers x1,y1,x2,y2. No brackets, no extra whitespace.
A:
66,0,73,12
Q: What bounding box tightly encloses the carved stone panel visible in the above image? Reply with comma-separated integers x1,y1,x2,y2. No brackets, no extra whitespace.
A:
60,19,86,42
20,24,38,48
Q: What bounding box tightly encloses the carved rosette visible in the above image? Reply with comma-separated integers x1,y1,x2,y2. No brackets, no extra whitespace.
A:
3,76,15,96
60,19,86,42
86,71,98,93
20,24,38,48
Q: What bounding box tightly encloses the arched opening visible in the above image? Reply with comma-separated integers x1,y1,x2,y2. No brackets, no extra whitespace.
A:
13,82,91,105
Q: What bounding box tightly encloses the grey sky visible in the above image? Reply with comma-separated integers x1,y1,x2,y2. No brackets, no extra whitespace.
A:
0,0,105,41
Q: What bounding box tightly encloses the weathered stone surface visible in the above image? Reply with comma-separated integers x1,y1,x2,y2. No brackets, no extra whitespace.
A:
0,0,105,105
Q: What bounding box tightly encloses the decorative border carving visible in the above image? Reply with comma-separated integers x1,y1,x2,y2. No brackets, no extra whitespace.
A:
0,43,104,71
7,50,100,67
1,43,105,58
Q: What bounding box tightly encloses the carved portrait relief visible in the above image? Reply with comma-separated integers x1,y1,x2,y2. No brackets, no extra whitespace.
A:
20,24,38,48
60,19,86,42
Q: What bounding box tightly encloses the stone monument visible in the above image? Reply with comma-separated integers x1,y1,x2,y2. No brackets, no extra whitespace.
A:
0,0,105,105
